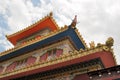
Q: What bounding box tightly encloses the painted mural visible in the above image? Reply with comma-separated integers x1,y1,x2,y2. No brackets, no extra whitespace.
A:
0,39,74,73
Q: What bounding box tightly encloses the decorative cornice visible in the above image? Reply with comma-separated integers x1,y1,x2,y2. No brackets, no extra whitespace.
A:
0,45,114,78
0,39,74,65
34,64,101,80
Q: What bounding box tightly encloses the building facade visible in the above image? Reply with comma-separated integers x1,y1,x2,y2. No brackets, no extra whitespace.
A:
0,12,118,80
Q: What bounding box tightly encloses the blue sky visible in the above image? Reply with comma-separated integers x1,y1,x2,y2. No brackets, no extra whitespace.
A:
31,0,40,7
0,0,120,64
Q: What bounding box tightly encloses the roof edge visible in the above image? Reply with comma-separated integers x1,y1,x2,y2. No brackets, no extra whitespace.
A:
0,26,68,57
6,12,59,39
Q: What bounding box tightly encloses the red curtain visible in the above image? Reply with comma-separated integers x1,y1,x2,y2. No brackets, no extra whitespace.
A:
0,66,3,73
56,49,63,57
40,53,48,61
6,62,17,72
26,56,36,65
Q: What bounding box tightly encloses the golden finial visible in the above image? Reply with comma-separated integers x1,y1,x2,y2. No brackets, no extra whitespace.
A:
105,37,114,48
89,41,95,48
70,15,77,29
49,12,53,16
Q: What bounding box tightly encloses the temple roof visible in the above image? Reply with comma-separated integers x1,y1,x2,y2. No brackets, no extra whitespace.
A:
0,13,88,62
0,25,87,62
6,12,59,45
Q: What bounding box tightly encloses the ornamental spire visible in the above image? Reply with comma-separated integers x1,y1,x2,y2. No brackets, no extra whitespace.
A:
70,15,77,28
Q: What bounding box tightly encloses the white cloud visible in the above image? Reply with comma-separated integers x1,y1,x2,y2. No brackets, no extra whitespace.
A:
0,0,120,64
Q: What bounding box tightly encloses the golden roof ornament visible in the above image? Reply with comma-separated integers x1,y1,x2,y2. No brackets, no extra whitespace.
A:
89,41,95,48
49,12,53,16
70,15,77,29
105,37,114,48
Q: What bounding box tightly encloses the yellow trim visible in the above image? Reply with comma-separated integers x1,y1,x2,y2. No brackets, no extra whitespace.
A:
75,28,88,48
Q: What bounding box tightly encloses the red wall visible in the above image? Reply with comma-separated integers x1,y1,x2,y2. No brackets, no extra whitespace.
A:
100,51,116,68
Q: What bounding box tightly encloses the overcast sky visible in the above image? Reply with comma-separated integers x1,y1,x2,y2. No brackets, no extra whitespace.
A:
0,0,120,64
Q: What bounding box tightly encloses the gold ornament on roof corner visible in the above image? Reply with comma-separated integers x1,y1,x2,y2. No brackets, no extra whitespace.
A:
89,41,95,48
71,15,77,29
105,37,114,48
103,46,109,51
49,12,53,16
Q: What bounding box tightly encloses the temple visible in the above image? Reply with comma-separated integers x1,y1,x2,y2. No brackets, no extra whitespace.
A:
0,12,119,80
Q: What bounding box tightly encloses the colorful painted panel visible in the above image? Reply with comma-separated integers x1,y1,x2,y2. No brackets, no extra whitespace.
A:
26,56,36,65
38,40,74,62
0,39,74,73
15,59,27,69
40,53,48,61
47,49,56,60
56,49,63,57
39,48,63,61
6,62,17,72
17,28,51,45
